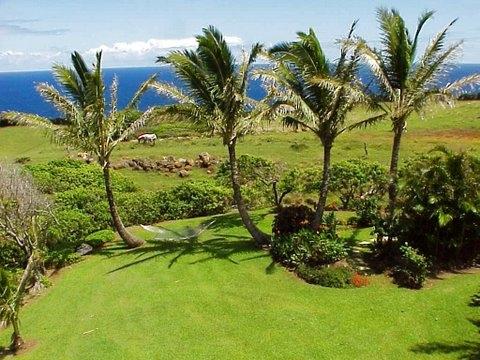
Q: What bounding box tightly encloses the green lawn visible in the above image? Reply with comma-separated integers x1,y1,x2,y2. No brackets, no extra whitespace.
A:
1,211,479,359
1,101,479,192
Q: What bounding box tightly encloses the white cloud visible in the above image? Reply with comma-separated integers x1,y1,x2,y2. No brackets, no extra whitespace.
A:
86,36,243,55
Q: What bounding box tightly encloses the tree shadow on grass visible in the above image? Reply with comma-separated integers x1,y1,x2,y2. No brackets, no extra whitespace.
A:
202,211,272,234
106,234,264,274
410,318,480,359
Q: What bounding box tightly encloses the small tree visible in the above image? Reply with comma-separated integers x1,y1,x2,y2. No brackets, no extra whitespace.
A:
151,27,269,245
260,23,384,229
2,51,156,248
349,8,480,218
0,164,51,351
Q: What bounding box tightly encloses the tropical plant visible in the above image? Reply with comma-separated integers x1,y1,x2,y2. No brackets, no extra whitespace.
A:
151,26,269,245
392,148,480,267
348,8,480,218
2,51,157,248
260,23,383,228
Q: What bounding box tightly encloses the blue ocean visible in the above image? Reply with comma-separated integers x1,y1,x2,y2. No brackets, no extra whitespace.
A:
0,64,479,118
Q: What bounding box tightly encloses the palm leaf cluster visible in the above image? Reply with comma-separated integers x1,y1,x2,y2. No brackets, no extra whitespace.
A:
152,26,263,145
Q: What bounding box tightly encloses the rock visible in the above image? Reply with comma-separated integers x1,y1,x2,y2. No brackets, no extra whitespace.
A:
206,169,212,174
184,165,192,171
186,159,195,166
179,170,190,178
178,158,187,164
174,161,183,168
198,152,211,167
76,243,93,256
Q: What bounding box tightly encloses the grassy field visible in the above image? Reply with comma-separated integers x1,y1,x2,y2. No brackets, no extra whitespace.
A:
0,102,479,359
0,211,478,359
0,101,479,191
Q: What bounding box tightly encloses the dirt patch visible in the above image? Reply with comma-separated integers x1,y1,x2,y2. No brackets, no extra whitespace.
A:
0,339,38,358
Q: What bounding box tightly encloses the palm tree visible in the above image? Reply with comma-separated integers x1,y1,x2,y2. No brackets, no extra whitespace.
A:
2,51,156,248
349,8,480,218
260,23,384,228
151,26,269,246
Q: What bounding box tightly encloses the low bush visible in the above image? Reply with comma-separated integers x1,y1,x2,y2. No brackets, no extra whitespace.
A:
351,273,370,288
329,159,387,210
392,244,429,289
43,249,82,269
27,159,136,194
0,240,25,270
350,196,381,227
297,264,353,288
272,205,314,236
47,209,98,248
271,228,347,267
85,230,115,249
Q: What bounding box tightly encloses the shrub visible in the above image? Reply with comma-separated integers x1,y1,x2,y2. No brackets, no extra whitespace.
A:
392,149,480,267
85,230,115,249
392,244,429,289
215,154,279,208
27,159,136,194
271,228,347,267
351,273,370,288
43,249,82,269
47,209,98,249
297,264,353,288
272,205,314,236
350,196,381,227
0,240,25,269
470,291,480,307
329,159,388,210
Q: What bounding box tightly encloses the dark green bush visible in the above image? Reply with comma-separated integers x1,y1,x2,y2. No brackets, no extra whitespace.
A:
271,228,347,267
43,249,82,269
329,159,388,210
350,196,381,227
47,209,98,248
392,244,429,289
85,229,115,249
392,149,480,267
272,205,314,236
27,159,136,194
297,264,353,288
0,240,25,270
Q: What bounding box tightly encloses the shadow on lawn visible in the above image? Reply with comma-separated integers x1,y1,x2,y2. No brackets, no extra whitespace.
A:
105,235,270,274
410,318,480,359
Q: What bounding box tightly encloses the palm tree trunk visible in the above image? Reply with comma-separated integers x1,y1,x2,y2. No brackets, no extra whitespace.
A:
102,163,144,248
227,142,270,246
312,144,333,229
387,124,404,219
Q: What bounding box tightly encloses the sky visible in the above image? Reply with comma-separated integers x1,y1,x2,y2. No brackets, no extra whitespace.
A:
0,0,479,71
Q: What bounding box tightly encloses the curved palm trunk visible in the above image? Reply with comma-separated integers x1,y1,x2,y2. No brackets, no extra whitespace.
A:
227,142,270,246
102,164,144,248
312,144,333,229
387,124,404,219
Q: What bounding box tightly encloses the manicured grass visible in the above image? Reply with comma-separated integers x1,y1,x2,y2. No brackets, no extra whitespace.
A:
1,101,479,192
1,211,479,359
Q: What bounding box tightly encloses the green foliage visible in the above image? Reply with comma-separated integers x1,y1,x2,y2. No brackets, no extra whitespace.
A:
392,244,429,289
215,155,278,208
0,240,25,270
297,264,353,288
272,205,314,237
27,159,136,194
393,149,480,266
43,249,82,269
329,159,387,209
85,230,115,249
470,291,480,306
350,196,381,227
47,209,98,248
271,228,347,268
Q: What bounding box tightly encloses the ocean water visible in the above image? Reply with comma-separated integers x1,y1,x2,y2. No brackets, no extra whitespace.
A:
0,64,479,118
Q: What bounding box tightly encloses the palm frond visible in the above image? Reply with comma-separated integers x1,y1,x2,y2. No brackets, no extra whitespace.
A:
127,73,157,109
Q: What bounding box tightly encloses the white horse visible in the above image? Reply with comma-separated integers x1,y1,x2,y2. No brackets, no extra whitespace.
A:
137,133,157,145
